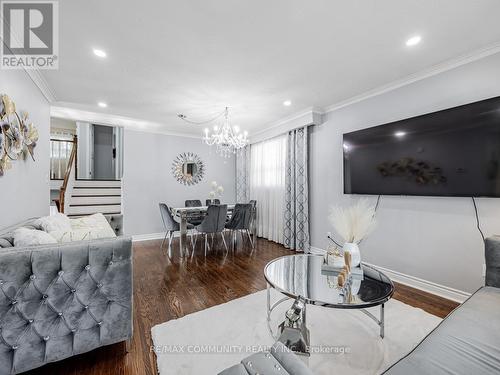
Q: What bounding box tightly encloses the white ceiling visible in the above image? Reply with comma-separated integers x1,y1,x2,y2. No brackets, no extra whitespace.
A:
44,0,500,137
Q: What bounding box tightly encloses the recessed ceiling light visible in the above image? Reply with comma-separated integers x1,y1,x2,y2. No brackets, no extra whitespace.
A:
283,100,292,106
93,48,107,58
395,131,406,137
405,35,421,47
98,102,108,108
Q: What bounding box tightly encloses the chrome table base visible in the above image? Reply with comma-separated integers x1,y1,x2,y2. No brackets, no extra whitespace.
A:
266,283,386,355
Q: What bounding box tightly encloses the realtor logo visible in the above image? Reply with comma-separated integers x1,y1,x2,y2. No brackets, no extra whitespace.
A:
1,0,58,69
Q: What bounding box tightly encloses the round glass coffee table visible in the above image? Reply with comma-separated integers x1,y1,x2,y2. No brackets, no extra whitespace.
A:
264,254,394,354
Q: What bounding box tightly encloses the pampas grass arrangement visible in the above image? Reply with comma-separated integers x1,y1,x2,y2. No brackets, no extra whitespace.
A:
329,198,377,244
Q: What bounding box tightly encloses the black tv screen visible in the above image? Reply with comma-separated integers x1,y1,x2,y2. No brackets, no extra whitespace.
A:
343,96,500,197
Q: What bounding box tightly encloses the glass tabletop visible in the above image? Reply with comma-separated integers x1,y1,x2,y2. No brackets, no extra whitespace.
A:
264,254,394,309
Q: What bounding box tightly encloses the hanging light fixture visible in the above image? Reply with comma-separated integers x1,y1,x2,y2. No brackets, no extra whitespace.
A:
203,107,248,158
178,107,249,158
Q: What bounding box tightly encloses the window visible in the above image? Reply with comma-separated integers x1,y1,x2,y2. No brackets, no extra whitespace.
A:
249,135,287,244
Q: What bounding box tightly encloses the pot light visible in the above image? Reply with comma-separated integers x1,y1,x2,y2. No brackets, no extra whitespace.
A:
98,102,108,108
405,35,421,47
283,100,292,106
93,48,107,58
395,131,406,137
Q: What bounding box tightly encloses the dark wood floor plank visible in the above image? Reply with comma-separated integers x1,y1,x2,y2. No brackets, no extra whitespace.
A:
25,237,458,375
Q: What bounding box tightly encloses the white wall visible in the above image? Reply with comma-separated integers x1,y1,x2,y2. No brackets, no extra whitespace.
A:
310,52,500,293
0,70,50,228
123,130,236,236
76,122,93,179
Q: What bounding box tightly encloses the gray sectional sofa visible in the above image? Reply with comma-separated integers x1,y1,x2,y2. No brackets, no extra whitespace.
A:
221,236,500,375
0,215,133,374
384,235,500,374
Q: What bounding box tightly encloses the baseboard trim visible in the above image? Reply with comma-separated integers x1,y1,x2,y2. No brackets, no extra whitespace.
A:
310,246,470,303
132,231,191,242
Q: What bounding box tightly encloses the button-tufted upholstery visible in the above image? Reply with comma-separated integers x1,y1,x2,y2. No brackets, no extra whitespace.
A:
219,342,314,375
0,215,132,374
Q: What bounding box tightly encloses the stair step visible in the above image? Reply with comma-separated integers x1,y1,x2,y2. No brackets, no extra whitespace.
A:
67,204,122,215
67,212,121,218
70,196,121,205
73,180,121,188
71,188,121,196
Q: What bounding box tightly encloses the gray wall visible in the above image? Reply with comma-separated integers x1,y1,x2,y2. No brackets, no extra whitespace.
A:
0,70,50,228
93,125,114,179
310,52,500,293
123,130,236,235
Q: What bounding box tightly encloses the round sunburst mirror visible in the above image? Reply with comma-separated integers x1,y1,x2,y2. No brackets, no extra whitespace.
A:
172,152,205,186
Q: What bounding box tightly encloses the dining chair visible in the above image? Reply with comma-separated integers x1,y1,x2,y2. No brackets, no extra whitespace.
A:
225,203,254,248
205,199,220,206
249,199,257,239
193,204,228,256
185,199,204,225
185,199,202,207
159,203,194,257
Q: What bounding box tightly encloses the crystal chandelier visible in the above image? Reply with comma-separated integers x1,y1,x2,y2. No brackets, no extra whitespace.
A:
203,107,248,158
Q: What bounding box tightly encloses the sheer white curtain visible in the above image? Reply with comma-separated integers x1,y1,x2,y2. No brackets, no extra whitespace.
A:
250,135,287,244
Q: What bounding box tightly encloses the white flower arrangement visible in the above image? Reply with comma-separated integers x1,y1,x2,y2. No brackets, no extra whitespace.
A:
328,198,377,244
208,181,224,200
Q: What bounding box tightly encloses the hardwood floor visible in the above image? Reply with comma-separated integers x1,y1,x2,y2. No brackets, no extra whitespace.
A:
26,237,459,375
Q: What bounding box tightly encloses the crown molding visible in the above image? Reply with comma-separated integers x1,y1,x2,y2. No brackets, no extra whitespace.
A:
252,106,325,136
51,105,203,139
323,41,500,114
1,13,57,103
250,106,324,144
25,69,57,102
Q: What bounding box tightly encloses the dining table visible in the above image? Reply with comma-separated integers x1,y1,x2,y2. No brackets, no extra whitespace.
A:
170,204,236,256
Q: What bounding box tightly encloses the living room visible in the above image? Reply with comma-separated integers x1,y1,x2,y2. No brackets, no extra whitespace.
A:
1,1,500,374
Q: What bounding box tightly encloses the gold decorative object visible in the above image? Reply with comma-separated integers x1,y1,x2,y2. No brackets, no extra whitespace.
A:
337,273,345,287
344,251,352,272
2,94,16,115
0,94,39,176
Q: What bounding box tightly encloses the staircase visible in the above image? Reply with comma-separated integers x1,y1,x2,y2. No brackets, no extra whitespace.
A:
67,180,122,217
57,136,122,217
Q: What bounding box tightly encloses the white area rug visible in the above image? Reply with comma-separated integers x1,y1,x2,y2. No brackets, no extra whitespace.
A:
152,290,441,375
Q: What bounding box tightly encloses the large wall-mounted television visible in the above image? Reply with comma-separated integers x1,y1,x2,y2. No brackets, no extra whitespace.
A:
343,96,500,197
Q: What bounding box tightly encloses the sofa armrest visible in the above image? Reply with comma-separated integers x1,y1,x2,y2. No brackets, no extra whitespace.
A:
105,214,124,236
218,342,313,375
0,236,133,374
485,236,500,287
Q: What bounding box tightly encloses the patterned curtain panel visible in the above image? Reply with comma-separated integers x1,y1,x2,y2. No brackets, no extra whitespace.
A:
235,145,250,203
284,127,310,252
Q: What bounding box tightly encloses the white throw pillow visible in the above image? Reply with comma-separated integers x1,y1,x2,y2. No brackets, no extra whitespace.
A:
34,213,72,233
49,228,116,243
70,213,115,233
45,213,117,244
13,228,57,247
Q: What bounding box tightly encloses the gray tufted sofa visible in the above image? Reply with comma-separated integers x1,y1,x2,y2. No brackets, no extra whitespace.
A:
0,215,133,374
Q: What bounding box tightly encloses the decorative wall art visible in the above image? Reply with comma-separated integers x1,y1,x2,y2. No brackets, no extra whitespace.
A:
172,152,205,186
377,157,446,185
0,94,39,176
